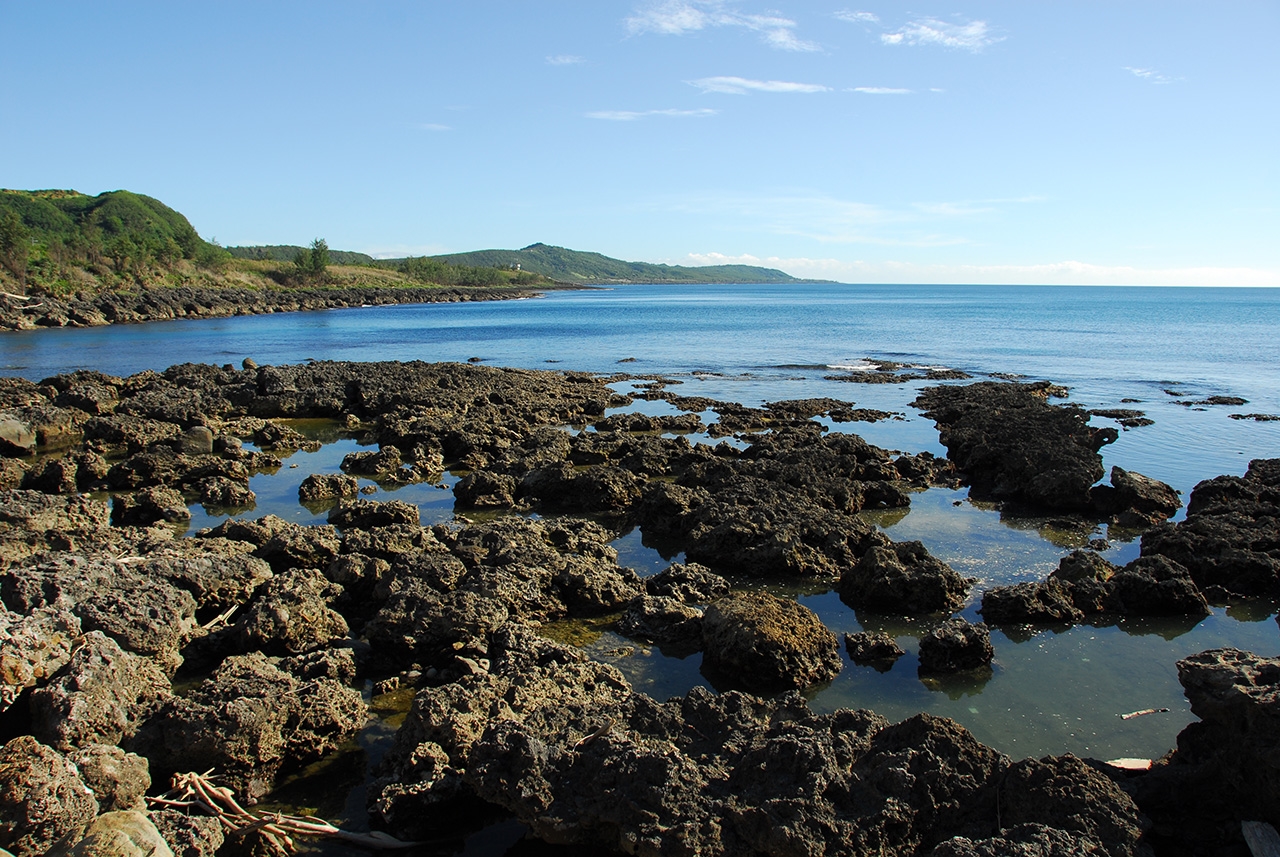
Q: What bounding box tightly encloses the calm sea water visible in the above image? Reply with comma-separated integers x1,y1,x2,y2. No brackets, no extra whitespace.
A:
4,283,1280,764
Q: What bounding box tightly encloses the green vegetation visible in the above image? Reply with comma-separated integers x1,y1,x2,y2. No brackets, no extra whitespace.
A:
0,188,230,294
227,244,376,265
292,238,331,283
0,188,815,299
423,242,821,284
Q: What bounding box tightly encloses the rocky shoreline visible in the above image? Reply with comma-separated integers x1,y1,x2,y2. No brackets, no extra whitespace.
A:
0,284,546,331
1,359,1278,856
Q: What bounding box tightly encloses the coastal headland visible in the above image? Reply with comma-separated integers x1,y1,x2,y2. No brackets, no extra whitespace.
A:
1,358,1278,856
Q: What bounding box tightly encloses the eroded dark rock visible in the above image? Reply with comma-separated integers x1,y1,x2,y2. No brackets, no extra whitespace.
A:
914,381,1115,511
701,591,842,691
918,618,994,673
841,541,972,615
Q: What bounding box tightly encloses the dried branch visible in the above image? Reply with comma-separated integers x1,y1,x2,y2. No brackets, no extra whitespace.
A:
148,771,422,855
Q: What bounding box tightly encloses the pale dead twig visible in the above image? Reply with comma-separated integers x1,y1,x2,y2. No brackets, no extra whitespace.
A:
573,718,614,750
1119,707,1170,720
147,770,422,854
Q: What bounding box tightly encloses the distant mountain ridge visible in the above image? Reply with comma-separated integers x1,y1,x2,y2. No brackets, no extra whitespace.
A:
422,243,822,284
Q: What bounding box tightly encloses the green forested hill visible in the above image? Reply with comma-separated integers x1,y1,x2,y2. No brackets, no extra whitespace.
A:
0,188,230,291
425,242,817,284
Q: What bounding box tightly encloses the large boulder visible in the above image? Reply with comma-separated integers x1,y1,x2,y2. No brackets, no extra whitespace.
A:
29,631,171,751
130,652,366,802
840,541,972,615
617,595,704,649
0,606,81,712
232,567,350,656
0,736,99,857
46,810,175,857
701,591,842,691
1141,458,1280,595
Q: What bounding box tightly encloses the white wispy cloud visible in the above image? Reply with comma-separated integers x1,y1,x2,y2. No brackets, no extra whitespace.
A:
626,1,820,52
673,254,1280,287
690,76,829,95
418,123,453,132
834,10,879,24
1124,66,1176,84
881,17,1000,52
546,54,585,66
850,86,911,95
586,108,719,121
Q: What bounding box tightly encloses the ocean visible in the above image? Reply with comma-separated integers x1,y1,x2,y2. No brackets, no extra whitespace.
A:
3,283,1279,761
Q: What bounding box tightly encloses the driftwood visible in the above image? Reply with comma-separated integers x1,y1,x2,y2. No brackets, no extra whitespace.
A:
148,770,421,855
1119,707,1169,720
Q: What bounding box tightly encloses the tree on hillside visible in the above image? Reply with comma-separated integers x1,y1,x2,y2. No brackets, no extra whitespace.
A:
0,210,30,293
293,237,330,282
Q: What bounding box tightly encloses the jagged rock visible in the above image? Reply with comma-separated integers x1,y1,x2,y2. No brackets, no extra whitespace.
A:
232,568,349,656
554,557,644,614
645,562,729,603
252,421,319,452
148,810,224,857
202,514,341,572
1091,466,1181,528
0,735,99,857
327,498,420,530
0,606,81,712
1107,555,1209,617
617,595,704,648
997,755,1144,857
453,470,517,508
929,823,1115,856
131,652,366,802
298,472,359,502
30,632,171,751
701,591,842,691
0,490,113,560
66,744,150,812
845,630,906,663
47,810,175,857
0,456,27,489
1,556,197,672
918,618,994,673
134,544,273,613
980,577,1084,626
110,485,190,527
365,587,508,672
1141,458,1280,595
913,381,1115,511
840,540,972,615
194,476,254,509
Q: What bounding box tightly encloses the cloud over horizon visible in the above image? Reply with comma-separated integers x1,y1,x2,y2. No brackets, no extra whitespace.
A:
626,0,820,52
675,252,1280,287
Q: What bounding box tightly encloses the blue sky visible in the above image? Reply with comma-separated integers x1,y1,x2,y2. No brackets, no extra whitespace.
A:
3,2,1276,285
